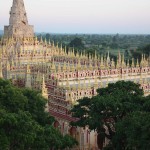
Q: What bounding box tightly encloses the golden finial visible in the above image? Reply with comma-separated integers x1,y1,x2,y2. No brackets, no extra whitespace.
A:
118,50,121,63
57,63,61,72
107,51,110,65
116,59,120,69
66,78,70,90
49,38,51,46
100,55,104,69
89,61,93,70
71,63,75,72
67,62,70,72
136,59,140,67
111,58,115,69
140,54,144,67
131,58,135,68
40,36,43,43
127,59,130,68
77,59,81,70
94,61,98,70
94,50,97,60
121,54,126,68
51,59,56,71
44,38,47,45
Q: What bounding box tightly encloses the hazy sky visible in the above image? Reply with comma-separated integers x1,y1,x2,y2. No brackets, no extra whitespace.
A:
0,0,150,34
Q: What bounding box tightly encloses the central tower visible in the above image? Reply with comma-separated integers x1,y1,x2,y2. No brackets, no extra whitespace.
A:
4,0,34,38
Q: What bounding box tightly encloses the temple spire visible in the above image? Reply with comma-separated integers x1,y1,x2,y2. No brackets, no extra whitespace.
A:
4,0,34,38
10,0,28,25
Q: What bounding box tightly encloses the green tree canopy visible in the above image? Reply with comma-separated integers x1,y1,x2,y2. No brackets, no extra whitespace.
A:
0,79,77,150
132,44,150,60
71,81,149,150
69,37,84,49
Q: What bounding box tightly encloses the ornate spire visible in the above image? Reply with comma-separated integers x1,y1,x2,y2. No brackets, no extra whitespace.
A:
131,58,135,68
11,0,28,25
77,59,81,70
57,63,61,72
42,74,48,100
136,59,140,67
107,51,110,65
0,62,3,78
118,50,121,64
51,59,56,71
63,62,67,71
66,78,70,90
100,55,104,69
42,74,48,112
25,64,31,88
121,54,126,68
94,50,97,60
4,0,34,38
111,58,115,69
89,60,93,70
40,36,43,43
71,63,75,72
127,59,130,68
44,38,47,46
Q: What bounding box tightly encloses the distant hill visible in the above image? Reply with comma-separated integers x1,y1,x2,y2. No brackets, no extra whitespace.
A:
0,30,4,35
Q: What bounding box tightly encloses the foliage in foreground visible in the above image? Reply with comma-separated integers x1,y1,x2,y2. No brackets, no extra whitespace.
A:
71,81,150,150
0,79,77,150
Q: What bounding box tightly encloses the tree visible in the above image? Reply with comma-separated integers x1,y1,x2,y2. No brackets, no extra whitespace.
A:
132,44,150,60
112,111,150,150
71,81,149,150
0,79,77,150
141,44,150,56
45,33,50,40
69,37,84,49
